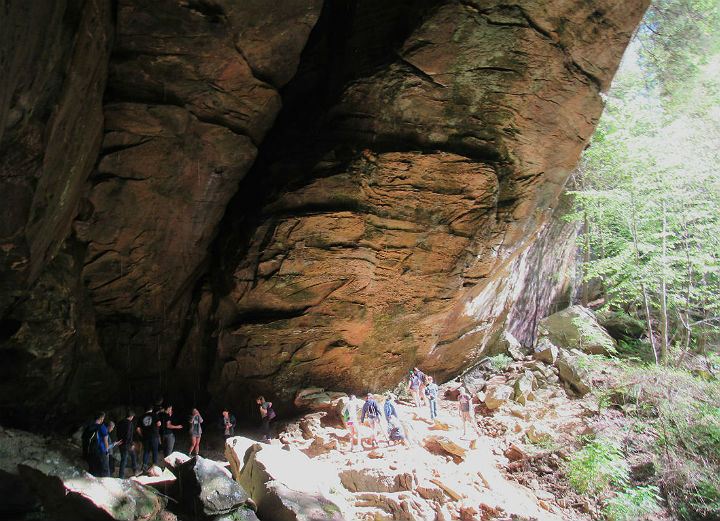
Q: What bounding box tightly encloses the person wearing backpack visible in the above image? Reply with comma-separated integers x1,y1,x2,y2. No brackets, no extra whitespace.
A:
361,393,382,448
82,411,110,477
414,367,428,406
408,371,422,407
116,410,137,478
256,396,275,443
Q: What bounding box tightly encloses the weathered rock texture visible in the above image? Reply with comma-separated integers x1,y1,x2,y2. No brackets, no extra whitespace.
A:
207,0,649,405
0,0,117,424
0,0,650,422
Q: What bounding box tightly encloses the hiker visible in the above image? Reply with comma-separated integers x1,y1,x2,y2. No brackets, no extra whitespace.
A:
256,396,275,442
361,393,382,448
106,421,120,476
426,376,439,421
341,394,361,451
83,411,110,477
116,409,138,478
457,387,477,437
409,370,422,407
138,405,161,472
415,367,428,405
188,408,203,456
221,408,237,439
159,405,183,457
387,416,407,445
384,393,398,422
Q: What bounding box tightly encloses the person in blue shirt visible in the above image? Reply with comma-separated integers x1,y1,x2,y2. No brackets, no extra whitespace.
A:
425,376,440,421
383,393,398,422
86,411,110,477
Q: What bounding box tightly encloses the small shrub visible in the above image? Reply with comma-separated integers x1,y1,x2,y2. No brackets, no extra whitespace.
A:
488,353,512,371
602,485,663,521
567,438,629,494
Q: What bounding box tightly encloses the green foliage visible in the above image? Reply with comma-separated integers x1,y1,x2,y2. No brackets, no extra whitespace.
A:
567,438,629,495
488,353,512,371
606,363,720,519
572,26,720,360
636,0,720,101
602,485,663,521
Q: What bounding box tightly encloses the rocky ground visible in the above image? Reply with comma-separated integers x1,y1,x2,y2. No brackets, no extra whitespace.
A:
4,305,664,521
263,364,599,521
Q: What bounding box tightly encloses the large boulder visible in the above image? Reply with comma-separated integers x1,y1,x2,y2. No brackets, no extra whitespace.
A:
596,310,645,342
176,456,249,518
533,336,560,364
235,444,344,521
513,372,537,405
18,465,167,521
339,467,413,493
556,349,592,396
294,388,347,411
225,436,261,481
485,383,514,410
538,305,616,355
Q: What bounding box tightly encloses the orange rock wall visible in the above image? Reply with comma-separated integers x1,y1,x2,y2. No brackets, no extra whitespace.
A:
0,0,650,423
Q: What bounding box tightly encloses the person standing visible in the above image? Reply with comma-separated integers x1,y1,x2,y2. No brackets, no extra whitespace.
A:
341,395,361,452
116,410,138,478
138,405,161,472
188,408,203,456
221,408,237,439
256,396,275,442
159,405,183,457
383,393,398,422
361,393,382,448
86,411,110,477
457,387,478,437
408,371,422,407
426,376,439,421
414,368,428,405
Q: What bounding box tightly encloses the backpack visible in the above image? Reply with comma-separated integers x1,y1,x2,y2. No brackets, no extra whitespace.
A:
81,424,99,459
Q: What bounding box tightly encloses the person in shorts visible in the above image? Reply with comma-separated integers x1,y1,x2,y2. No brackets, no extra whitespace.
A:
342,394,361,451
361,393,382,448
188,408,203,456
457,387,478,437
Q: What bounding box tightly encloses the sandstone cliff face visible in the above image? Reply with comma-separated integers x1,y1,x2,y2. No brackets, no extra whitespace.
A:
0,0,649,423
206,0,648,404
0,0,115,423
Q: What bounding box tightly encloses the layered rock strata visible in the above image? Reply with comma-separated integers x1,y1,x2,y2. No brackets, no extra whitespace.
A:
206,0,649,404
0,0,650,421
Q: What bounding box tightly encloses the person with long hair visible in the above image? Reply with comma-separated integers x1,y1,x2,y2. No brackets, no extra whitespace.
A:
188,408,203,456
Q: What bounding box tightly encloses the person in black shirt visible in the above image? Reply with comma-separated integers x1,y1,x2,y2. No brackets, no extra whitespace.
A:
116,410,138,477
221,408,236,438
159,405,183,457
137,405,161,472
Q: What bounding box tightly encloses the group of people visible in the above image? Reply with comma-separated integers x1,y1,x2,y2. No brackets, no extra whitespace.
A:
340,368,479,451
82,404,204,478
82,396,275,478
342,392,406,450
